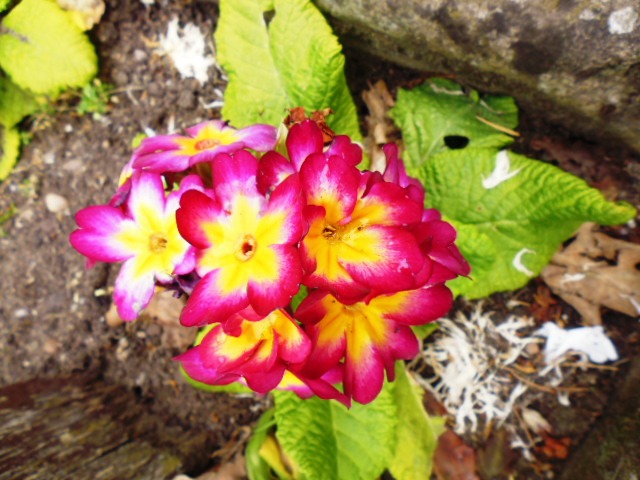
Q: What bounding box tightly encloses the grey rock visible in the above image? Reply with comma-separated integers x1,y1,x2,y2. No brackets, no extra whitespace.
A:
314,0,640,153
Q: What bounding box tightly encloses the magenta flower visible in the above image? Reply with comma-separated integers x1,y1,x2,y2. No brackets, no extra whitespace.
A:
296,285,453,404
177,307,311,393
132,120,278,173
298,151,427,303
257,119,361,194
70,172,202,320
176,149,305,327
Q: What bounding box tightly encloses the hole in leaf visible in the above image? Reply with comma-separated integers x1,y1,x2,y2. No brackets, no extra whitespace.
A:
263,10,275,26
444,135,470,149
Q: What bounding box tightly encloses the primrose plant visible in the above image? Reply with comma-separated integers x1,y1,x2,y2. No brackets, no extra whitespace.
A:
70,111,469,406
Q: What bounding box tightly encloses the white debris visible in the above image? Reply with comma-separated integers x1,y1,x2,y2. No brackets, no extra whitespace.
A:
159,18,215,84
535,322,619,364
482,150,522,189
608,7,638,35
513,248,536,276
423,305,539,435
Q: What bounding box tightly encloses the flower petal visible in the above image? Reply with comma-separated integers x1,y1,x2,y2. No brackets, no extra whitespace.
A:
70,206,135,262
212,150,260,209
180,269,249,326
287,120,324,170
113,257,157,321
247,244,302,315
177,189,225,250
235,123,279,152
257,150,296,194
300,153,360,221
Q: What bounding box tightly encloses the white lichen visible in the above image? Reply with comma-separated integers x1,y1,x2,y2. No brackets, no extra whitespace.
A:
159,18,216,84
482,150,522,189
608,7,638,35
418,304,619,460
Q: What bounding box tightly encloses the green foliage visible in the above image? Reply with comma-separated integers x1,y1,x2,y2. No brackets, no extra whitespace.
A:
390,79,518,170
246,409,277,480
0,0,10,13
422,148,635,298
77,79,113,116
216,0,360,139
273,384,397,480
391,80,636,298
264,364,442,480
389,365,444,480
0,0,97,94
0,125,20,180
0,76,39,128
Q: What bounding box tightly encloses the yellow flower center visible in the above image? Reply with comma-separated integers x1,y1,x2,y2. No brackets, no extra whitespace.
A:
149,232,169,253
235,234,257,262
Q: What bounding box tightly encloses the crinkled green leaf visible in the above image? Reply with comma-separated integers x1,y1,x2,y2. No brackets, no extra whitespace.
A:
0,76,39,127
390,364,445,480
0,0,11,14
273,385,396,480
246,409,277,480
216,0,360,139
0,0,97,94
0,125,20,180
420,148,636,298
390,79,517,171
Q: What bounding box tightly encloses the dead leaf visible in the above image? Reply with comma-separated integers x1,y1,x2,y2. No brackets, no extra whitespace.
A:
139,289,196,350
433,429,480,480
536,432,571,460
541,223,640,325
362,80,398,172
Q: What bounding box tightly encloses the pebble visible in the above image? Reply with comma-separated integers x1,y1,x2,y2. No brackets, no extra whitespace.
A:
43,338,60,355
44,193,70,215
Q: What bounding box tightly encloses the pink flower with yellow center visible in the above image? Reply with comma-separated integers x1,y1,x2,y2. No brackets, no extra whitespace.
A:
296,286,453,404
176,149,305,327
132,120,278,173
298,152,427,303
177,308,311,393
70,172,202,320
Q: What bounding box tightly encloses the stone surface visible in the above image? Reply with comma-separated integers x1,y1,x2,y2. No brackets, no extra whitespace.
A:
314,0,640,153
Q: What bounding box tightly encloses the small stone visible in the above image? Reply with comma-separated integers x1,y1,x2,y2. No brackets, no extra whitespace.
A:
133,49,148,62
64,124,73,133
44,193,70,215
43,338,60,355
608,7,638,35
14,308,29,318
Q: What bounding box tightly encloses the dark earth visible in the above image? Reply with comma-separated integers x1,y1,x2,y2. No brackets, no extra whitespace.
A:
1,0,639,478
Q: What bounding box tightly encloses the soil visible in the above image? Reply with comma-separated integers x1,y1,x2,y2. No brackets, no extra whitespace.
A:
1,0,639,478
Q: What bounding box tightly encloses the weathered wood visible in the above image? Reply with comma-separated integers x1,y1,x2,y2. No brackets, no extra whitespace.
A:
0,375,210,480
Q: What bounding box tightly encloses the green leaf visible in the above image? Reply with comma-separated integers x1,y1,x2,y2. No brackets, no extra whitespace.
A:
0,0,10,13
246,409,277,480
411,322,439,341
0,125,20,180
0,76,39,127
216,0,360,139
389,364,445,480
390,79,518,171
0,0,97,94
420,148,636,298
273,385,397,480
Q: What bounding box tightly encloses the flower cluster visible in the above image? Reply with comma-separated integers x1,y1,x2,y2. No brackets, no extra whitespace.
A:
70,113,469,406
